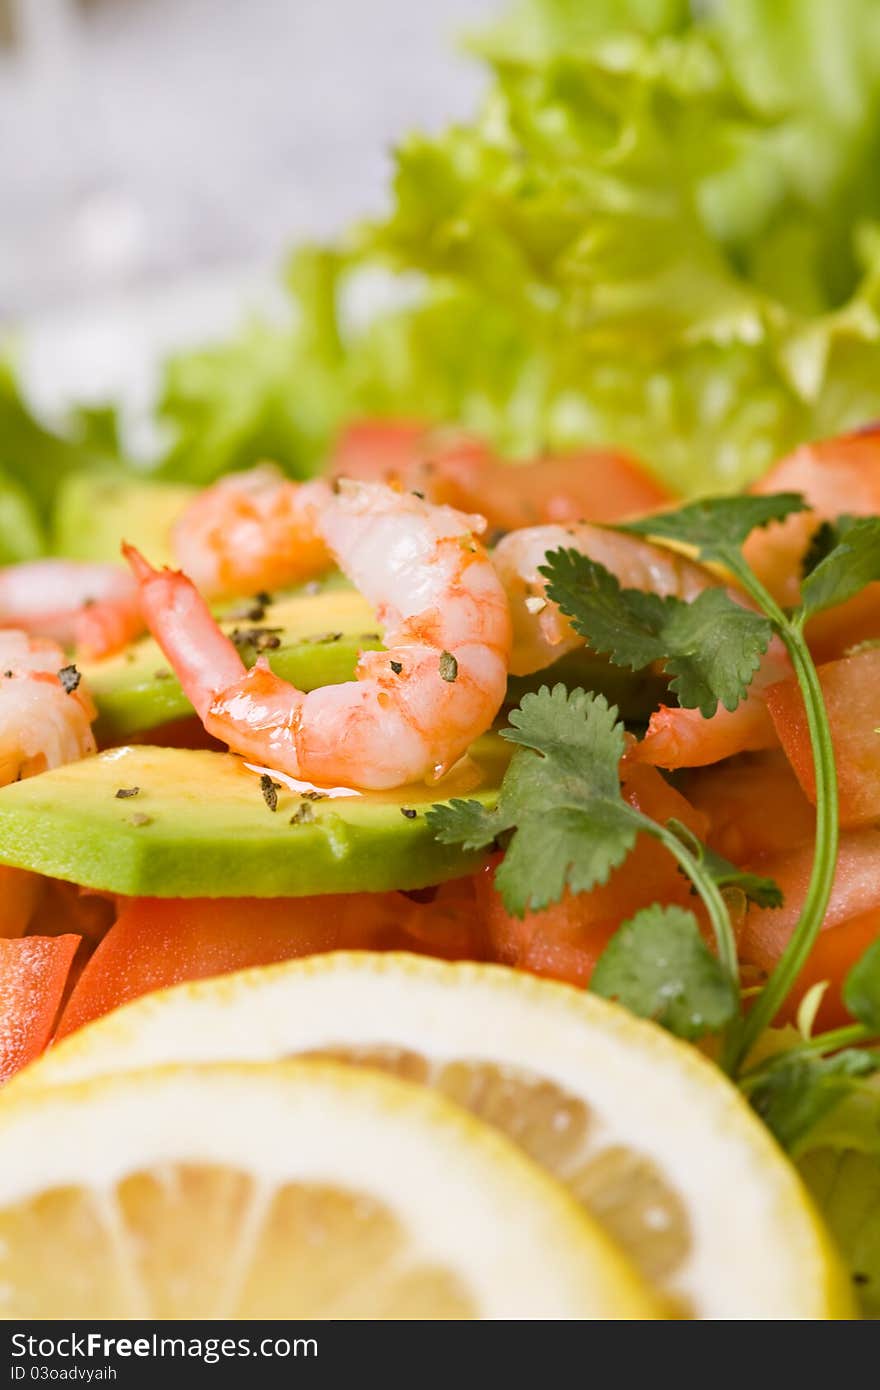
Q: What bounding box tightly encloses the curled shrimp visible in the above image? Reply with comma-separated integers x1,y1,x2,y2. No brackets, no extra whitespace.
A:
0,561,143,660
126,482,512,791
172,464,333,599
493,522,790,768
0,631,97,787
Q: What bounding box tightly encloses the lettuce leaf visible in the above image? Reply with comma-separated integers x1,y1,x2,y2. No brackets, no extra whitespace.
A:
148,0,880,493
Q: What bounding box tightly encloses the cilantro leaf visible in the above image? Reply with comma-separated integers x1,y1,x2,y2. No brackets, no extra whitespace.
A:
801,516,857,579
541,548,772,716
843,939,880,1032
621,493,808,565
800,516,880,619
590,904,739,1042
748,1050,879,1153
426,685,637,916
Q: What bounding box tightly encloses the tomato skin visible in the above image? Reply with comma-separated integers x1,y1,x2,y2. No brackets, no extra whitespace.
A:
0,935,81,1082
745,426,880,606
680,751,816,863
478,765,707,989
55,886,490,1038
741,830,880,1029
765,648,880,826
329,419,671,530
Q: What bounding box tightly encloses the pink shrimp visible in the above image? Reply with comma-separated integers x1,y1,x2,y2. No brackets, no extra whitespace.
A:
172,464,333,599
0,561,143,660
126,481,512,791
492,522,790,768
0,631,97,786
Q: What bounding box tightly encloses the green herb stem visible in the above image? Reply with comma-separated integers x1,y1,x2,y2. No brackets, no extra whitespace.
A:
645,817,739,982
739,1023,878,1083
727,566,840,1071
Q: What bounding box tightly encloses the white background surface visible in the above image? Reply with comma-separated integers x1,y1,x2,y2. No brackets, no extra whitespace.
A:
1,0,498,414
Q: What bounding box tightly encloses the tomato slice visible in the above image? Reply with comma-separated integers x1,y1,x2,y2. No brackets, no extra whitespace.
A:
765,648,880,826
55,885,491,1038
741,830,880,1028
0,935,81,1081
0,867,45,939
329,419,671,530
745,426,880,606
478,764,708,989
680,751,816,863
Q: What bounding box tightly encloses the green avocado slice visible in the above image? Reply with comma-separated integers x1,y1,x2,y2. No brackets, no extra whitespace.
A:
0,739,509,897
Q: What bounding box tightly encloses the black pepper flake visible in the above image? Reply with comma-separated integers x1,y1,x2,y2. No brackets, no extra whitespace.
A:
260,773,281,812
3,670,11,679
114,786,140,800
254,590,273,608
301,790,328,801
400,806,417,820
58,665,81,694
853,1272,870,1285
360,632,381,642
439,651,458,683
390,659,403,675
154,669,172,681
308,631,343,645
290,802,316,825
230,626,283,653
411,490,425,500
130,813,152,828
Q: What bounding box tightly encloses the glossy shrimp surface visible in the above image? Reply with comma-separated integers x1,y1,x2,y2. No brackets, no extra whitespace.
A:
493,522,790,768
0,561,143,660
127,482,512,790
0,631,97,786
493,523,718,677
172,464,333,599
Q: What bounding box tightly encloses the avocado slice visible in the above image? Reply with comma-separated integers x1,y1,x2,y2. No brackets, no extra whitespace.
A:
83,577,382,744
52,473,197,567
0,737,509,897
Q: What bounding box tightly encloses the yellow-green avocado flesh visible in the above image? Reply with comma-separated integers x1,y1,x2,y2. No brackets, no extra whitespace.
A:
0,738,509,897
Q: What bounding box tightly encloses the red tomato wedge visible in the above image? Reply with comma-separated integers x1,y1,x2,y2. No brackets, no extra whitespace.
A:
741,830,880,1028
55,887,489,1038
764,648,880,826
680,751,816,863
0,935,81,1082
329,419,672,530
745,425,880,606
478,764,709,989
0,867,45,939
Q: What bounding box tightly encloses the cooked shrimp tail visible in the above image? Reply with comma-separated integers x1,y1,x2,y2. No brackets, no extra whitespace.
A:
121,545,247,722
126,484,512,790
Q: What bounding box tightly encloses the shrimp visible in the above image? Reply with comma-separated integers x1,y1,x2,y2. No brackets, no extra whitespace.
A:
0,631,97,787
493,523,718,676
492,522,790,768
172,464,333,599
0,561,143,660
126,481,512,791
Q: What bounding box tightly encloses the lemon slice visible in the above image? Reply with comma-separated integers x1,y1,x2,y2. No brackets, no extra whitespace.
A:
17,953,853,1318
0,1060,656,1319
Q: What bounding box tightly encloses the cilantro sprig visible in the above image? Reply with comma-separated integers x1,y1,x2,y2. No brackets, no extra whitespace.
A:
428,685,741,994
540,549,772,718
619,498,880,1066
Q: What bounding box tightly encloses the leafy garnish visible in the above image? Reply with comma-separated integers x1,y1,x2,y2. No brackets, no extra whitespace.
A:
622,494,808,567
541,548,772,716
801,516,856,579
800,516,880,619
428,686,637,915
798,1147,880,1318
590,904,739,1042
843,939,880,1033
429,684,739,977
747,1050,878,1154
